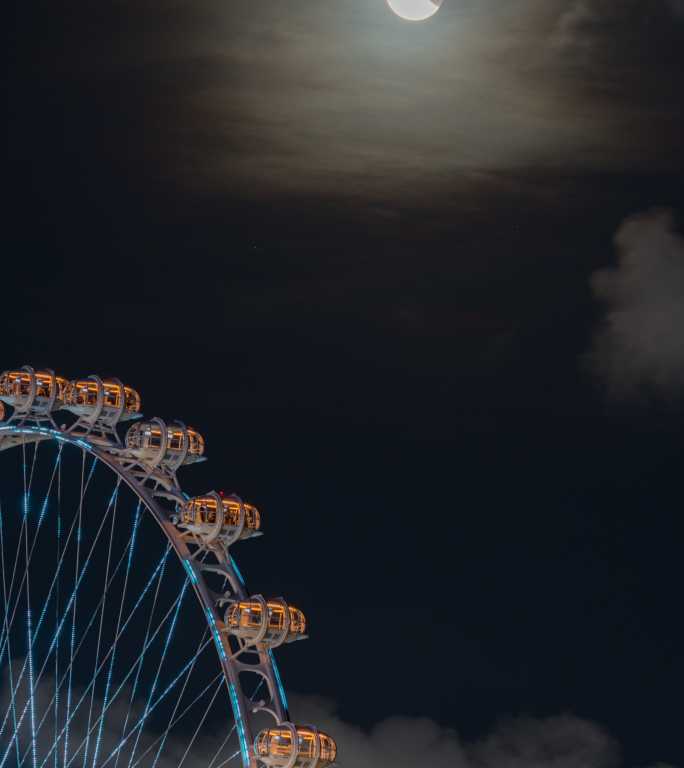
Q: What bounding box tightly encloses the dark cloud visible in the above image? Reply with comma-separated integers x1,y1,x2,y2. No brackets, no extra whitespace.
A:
548,0,684,96
668,0,684,17
586,209,684,402
542,0,684,169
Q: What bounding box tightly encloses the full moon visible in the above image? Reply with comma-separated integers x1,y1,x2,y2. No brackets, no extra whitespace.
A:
386,0,443,22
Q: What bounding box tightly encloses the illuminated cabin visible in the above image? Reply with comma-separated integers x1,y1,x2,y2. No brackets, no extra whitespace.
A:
64,378,141,421
180,493,261,546
0,368,68,420
225,598,307,648
254,725,337,768
125,420,205,470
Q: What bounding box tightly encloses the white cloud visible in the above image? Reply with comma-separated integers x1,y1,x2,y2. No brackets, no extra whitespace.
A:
587,209,684,402
0,660,235,768
3,662,672,768
290,693,620,768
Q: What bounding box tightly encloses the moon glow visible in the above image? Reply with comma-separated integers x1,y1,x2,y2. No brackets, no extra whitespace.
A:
386,0,443,22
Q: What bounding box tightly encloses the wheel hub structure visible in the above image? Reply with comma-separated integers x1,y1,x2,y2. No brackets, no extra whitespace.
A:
0,366,337,768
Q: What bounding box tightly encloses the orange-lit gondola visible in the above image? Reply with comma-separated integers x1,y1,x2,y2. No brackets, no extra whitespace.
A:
225,598,306,648
254,725,337,768
180,492,261,546
125,419,205,469
0,367,68,421
64,378,141,420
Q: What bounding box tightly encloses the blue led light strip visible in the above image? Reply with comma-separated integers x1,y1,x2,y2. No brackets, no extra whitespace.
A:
24,450,38,768
26,608,37,768
230,556,246,587
110,546,171,768
25,505,144,756
36,448,62,528
32,550,175,768
183,558,198,584
269,649,289,715
126,578,190,767
1,484,127,768
0,452,95,669
0,455,31,661
0,449,62,667
228,683,250,768
134,672,265,768
81,486,121,768
63,452,94,768
207,608,228,662
90,502,142,768
173,676,226,768
97,642,216,768
148,628,211,768
53,469,62,768
0,503,21,765
0,425,92,451
0,453,87,768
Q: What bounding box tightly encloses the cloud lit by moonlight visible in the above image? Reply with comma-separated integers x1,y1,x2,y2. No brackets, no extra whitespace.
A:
386,0,443,22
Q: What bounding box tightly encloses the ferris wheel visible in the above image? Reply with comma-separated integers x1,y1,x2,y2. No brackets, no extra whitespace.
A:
0,366,337,768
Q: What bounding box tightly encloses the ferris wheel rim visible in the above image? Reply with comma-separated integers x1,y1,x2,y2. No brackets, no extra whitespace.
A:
0,423,283,768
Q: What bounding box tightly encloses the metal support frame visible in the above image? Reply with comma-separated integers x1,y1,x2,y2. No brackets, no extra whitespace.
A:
0,417,290,768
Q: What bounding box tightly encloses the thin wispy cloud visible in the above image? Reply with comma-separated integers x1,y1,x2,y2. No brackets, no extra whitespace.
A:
43,0,683,195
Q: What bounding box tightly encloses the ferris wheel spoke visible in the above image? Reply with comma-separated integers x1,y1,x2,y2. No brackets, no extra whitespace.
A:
3,487,169,768
96,637,216,768
111,548,210,768
29,540,169,763
206,679,264,768
0,488,36,759
147,627,210,768
0,447,61,656
80,482,119,768
67,629,213,768
52,458,62,768
5,470,117,706
40,568,189,768
125,577,190,767
0,449,93,667
0,494,75,680
131,669,224,768
206,724,239,768
0,453,61,713
62,447,87,768
0,500,21,766
145,662,261,768
25,611,37,768
26,441,40,498
30,503,142,746
0,477,121,766
213,750,243,768
90,501,142,768
0,489,28,658
112,543,171,768
24,476,38,768
176,676,226,768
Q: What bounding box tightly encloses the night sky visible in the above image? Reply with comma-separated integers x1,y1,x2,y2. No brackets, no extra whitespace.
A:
5,1,684,766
